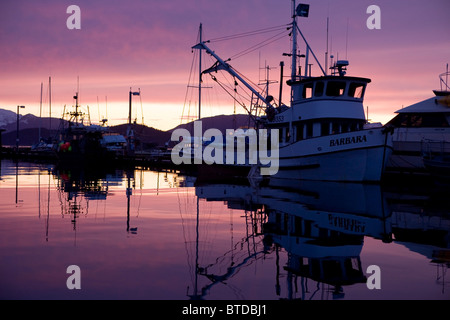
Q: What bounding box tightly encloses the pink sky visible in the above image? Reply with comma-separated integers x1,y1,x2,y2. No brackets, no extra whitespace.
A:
0,0,449,130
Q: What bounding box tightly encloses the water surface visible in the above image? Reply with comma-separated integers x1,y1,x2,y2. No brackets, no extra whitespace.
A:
0,160,449,300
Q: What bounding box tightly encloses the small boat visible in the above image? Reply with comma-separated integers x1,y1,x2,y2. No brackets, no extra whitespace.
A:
55,93,127,167
100,133,127,157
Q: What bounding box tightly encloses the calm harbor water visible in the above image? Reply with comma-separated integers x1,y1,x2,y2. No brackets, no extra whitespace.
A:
0,159,449,300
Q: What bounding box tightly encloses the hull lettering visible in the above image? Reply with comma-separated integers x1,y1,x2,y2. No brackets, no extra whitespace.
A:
330,135,367,147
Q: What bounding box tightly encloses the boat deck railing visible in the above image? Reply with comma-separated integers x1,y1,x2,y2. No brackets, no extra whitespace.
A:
421,139,450,160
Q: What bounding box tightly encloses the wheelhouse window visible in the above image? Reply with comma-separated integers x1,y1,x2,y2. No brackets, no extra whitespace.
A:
296,123,304,141
306,122,313,138
387,113,450,128
332,122,340,134
321,121,331,136
326,81,346,97
302,83,313,99
348,82,365,99
314,81,324,97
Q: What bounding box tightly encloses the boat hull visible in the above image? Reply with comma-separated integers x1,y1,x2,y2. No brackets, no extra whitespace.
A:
387,128,450,170
271,127,392,182
196,127,392,183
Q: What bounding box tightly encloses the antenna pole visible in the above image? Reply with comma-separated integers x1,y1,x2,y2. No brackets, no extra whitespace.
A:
304,46,309,77
295,24,327,76
345,18,349,59
279,61,284,106
447,63,449,89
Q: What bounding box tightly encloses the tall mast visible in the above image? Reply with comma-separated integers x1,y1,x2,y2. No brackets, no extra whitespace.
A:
291,0,298,81
292,3,326,78
76,76,79,124
39,82,43,142
198,23,202,120
325,17,329,75
49,76,52,131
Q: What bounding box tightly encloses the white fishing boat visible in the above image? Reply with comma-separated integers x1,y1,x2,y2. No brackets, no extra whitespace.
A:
191,1,393,182
385,67,450,171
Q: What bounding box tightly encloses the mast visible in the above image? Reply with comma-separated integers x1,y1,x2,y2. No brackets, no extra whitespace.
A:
76,76,79,124
291,0,298,81
279,61,284,106
198,23,202,120
292,3,326,77
49,76,52,131
39,82,43,142
74,92,79,124
325,17,329,75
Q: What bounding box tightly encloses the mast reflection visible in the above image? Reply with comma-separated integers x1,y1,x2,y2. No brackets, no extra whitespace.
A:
53,166,127,233
191,179,449,299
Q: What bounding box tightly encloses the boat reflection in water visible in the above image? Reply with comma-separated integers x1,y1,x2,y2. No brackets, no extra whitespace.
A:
194,179,449,299
52,167,131,233
1,160,448,300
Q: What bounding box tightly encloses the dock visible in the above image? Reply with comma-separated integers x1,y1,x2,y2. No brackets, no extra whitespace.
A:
1,145,445,188
0,146,198,177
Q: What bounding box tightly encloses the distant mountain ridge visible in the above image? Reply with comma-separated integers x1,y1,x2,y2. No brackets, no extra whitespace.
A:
110,114,252,147
1,113,63,133
0,108,253,147
0,109,17,128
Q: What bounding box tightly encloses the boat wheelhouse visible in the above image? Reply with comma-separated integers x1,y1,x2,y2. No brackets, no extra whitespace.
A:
267,73,371,146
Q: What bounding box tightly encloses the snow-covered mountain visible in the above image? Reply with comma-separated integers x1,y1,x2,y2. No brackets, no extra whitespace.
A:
0,109,19,129
0,108,63,133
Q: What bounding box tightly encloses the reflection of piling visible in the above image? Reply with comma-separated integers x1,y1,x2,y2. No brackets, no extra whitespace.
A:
0,129,5,153
126,170,133,233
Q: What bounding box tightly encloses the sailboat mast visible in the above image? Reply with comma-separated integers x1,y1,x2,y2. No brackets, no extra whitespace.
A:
49,76,52,131
198,23,202,120
39,82,43,142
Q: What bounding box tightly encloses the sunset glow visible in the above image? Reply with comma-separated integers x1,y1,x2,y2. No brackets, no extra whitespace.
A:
1,0,449,131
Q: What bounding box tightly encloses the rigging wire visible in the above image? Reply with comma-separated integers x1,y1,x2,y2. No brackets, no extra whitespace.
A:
181,43,200,124
228,29,289,61
208,24,289,43
208,74,254,123
184,23,291,123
